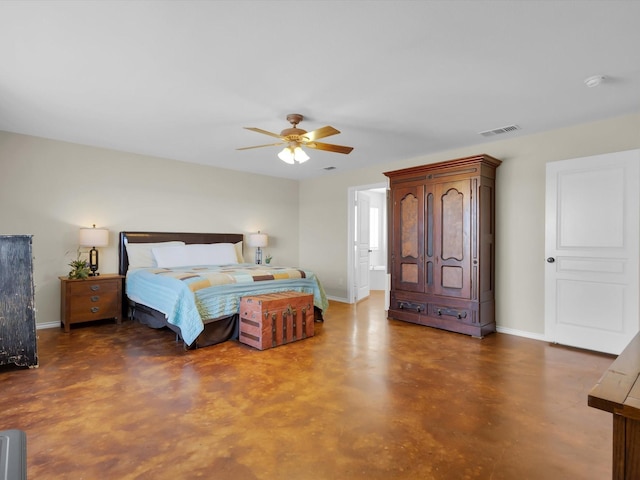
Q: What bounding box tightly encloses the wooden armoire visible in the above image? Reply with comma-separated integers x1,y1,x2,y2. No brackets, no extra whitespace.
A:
384,154,501,337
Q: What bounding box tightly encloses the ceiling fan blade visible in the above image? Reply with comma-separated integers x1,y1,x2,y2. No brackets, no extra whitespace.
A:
244,127,283,139
236,142,285,151
301,126,340,142
306,141,354,154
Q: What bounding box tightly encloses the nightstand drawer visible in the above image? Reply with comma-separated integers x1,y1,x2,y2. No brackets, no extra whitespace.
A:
66,279,118,297
67,291,118,319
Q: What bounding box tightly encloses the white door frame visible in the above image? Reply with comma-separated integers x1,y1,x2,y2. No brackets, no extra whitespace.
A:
356,190,371,302
347,182,388,304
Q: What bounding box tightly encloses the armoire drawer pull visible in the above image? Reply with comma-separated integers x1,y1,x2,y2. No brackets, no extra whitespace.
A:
437,307,467,319
398,301,424,312
90,285,100,291
90,296,100,302
90,307,100,313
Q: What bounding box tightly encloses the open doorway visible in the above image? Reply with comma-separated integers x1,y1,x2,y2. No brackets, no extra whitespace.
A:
347,182,388,304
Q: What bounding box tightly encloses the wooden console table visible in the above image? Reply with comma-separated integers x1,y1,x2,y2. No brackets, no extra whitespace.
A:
589,332,640,479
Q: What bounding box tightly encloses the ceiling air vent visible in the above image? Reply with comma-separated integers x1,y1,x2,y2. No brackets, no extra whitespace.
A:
478,124,521,137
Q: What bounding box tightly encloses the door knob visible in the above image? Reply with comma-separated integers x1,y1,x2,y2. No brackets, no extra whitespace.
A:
546,257,555,263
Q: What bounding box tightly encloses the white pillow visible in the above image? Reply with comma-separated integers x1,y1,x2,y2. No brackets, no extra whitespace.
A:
234,241,245,263
152,243,238,268
125,241,186,269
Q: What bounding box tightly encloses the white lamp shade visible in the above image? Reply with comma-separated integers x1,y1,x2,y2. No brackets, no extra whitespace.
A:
79,227,109,247
247,232,268,248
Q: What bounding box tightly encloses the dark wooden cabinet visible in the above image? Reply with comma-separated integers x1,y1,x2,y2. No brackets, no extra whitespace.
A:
384,154,501,337
0,235,38,367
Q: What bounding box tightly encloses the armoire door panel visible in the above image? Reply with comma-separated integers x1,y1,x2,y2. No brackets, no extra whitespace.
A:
434,180,472,299
479,182,495,300
441,188,464,261
442,265,464,289
401,263,419,284
426,261,434,286
425,192,435,293
392,185,425,292
401,192,419,257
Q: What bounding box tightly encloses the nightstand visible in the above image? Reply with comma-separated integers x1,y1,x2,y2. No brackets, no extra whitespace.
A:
59,274,124,332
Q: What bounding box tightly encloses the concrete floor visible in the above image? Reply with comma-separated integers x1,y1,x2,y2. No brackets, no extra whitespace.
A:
1,292,614,479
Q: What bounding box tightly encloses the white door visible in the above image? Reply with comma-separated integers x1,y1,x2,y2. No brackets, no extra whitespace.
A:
545,149,640,354
355,191,371,302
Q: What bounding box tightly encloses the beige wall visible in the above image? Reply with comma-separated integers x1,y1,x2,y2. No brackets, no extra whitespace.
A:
2,112,639,337
0,131,299,326
298,113,640,336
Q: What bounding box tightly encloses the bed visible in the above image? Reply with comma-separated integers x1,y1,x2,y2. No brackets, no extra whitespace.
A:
118,231,328,348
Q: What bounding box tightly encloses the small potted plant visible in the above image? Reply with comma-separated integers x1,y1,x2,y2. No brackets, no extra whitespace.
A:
68,250,90,279
265,254,273,265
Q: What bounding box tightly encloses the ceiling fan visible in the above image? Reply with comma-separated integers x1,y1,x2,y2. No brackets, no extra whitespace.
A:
237,113,354,164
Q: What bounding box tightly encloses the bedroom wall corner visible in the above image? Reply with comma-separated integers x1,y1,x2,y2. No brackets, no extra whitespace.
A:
0,130,300,327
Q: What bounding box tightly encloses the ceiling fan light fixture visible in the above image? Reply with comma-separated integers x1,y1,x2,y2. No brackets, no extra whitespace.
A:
293,146,310,163
277,147,295,164
278,145,309,164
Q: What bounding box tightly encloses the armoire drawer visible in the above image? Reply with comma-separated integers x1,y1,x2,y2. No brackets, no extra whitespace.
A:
429,304,473,323
393,299,427,314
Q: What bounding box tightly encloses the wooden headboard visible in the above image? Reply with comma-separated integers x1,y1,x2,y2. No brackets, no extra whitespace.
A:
118,231,244,276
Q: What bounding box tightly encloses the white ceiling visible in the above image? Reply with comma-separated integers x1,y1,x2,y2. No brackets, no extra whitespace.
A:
1,1,639,180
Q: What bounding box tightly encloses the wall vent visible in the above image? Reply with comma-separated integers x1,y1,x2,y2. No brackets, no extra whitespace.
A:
478,124,521,137
324,166,336,171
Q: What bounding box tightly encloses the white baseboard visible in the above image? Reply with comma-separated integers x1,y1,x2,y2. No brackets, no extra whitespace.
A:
326,295,349,303
496,325,547,342
36,322,61,330
36,313,547,344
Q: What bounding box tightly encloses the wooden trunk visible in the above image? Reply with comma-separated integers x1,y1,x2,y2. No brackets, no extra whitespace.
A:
239,292,314,350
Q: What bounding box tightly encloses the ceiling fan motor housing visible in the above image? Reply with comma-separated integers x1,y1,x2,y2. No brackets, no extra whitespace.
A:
286,113,304,125
280,127,308,140
281,114,307,140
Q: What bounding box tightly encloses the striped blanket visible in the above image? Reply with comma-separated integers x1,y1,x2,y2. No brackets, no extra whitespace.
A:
126,264,328,345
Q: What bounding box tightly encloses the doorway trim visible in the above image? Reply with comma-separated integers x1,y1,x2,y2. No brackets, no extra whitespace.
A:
347,181,388,304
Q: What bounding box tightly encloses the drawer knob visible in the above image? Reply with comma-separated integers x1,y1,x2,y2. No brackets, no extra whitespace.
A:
90,285,100,291
90,307,100,313
91,296,100,302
